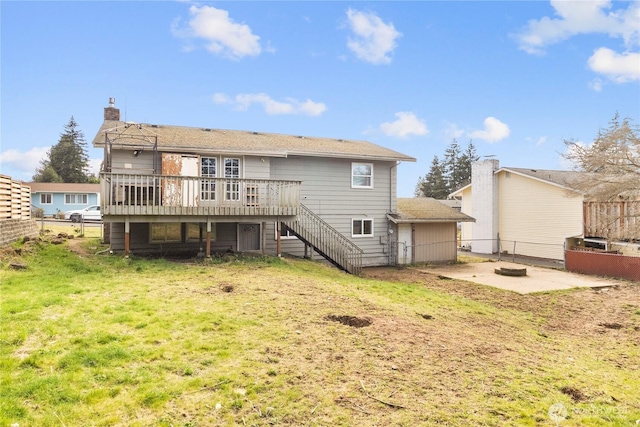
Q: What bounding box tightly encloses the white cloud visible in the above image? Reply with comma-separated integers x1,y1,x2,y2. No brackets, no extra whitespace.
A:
515,1,640,86
588,77,604,92
0,147,49,177
443,122,465,140
536,136,548,146
468,117,510,143
172,5,261,60
515,0,640,55
588,47,640,82
379,112,428,138
345,8,402,64
213,92,327,116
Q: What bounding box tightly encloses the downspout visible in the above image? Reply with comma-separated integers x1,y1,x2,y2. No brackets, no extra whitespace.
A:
390,161,400,212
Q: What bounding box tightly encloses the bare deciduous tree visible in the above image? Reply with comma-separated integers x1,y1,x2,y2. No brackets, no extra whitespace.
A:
563,113,640,201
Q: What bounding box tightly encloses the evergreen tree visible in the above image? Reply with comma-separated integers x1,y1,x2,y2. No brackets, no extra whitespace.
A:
414,139,480,197
443,139,462,192
416,156,449,199
33,116,90,183
32,161,63,182
457,140,479,189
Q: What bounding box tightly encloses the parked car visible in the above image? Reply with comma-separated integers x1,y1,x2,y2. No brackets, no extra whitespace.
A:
64,205,102,222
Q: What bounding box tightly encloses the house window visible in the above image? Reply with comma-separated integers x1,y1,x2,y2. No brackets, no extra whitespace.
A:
40,193,52,204
352,163,373,188
275,222,297,240
186,223,216,242
352,218,374,237
201,157,217,201
225,158,240,201
65,194,88,204
150,223,182,243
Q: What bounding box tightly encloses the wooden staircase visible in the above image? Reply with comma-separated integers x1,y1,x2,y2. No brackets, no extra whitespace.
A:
281,204,363,275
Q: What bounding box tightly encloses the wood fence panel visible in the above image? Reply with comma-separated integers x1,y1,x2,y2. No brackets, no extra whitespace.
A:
0,174,32,221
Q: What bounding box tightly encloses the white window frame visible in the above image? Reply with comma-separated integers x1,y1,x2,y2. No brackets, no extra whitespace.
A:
40,193,52,204
351,162,373,189
274,222,298,240
65,194,88,205
351,218,374,238
200,157,217,201
224,157,241,201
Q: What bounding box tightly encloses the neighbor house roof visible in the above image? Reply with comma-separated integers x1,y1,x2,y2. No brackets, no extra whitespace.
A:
501,167,585,190
449,167,586,198
27,182,100,193
388,197,475,224
92,120,416,162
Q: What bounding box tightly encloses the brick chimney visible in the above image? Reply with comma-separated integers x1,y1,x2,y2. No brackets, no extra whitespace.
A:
104,97,120,121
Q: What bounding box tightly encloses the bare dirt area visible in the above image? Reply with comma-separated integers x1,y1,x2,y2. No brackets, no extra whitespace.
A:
416,260,629,293
362,266,640,339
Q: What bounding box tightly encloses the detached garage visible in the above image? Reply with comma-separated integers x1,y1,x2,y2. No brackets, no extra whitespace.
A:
389,198,475,265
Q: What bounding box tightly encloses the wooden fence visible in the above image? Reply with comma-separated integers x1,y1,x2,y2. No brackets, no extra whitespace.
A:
566,249,640,282
0,175,32,221
584,201,639,240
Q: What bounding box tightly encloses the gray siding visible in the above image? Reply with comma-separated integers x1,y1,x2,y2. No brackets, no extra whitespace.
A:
244,156,270,179
266,156,396,266
111,150,155,174
105,150,400,267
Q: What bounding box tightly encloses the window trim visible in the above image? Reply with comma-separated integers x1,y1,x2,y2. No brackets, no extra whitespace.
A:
274,222,298,240
351,218,374,238
40,193,53,204
351,162,374,189
64,193,89,205
149,223,182,243
200,156,218,201
185,222,216,242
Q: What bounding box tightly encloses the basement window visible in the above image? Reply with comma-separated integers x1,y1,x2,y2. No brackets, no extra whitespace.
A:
186,223,216,242
150,223,182,243
352,218,374,237
275,222,298,240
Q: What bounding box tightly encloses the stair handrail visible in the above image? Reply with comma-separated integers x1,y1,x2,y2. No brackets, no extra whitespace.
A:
283,204,363,275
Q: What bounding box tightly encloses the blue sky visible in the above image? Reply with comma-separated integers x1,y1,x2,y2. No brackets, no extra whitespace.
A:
1,1,639,197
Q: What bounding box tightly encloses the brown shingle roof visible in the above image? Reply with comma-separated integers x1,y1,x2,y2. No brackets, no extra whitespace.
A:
390,198,475,223
92,120,416,162
26,182,100,193
502,167,585,189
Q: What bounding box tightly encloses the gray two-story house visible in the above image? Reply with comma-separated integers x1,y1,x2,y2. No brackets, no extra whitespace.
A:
92,99,415,273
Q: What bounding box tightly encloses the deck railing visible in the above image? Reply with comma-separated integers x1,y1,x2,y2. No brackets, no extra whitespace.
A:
100,173,301,216
283,204,363,275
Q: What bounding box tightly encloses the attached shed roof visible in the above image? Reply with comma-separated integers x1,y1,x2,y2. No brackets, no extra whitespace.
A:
92,120,416,162
389,198,475,224
27,182,100,193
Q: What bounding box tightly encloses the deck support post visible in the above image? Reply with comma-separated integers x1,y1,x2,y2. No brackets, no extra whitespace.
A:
206,219,212,258
124,217,130,257
276,221,282,257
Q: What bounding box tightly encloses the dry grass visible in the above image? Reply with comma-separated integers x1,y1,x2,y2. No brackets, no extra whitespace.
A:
1,238,639,426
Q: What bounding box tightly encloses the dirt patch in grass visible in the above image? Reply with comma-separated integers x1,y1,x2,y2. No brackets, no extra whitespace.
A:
325,314,372,328
362,267,640,339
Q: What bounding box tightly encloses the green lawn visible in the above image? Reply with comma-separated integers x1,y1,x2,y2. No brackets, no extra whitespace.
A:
1,238,638,426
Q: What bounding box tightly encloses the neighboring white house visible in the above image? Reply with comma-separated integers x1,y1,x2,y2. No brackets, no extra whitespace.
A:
450,159,584,261
91,99,416,273
388,198,474,265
